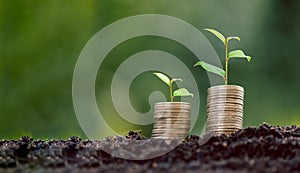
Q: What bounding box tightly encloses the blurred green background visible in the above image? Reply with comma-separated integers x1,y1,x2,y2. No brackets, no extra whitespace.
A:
1,0,300,139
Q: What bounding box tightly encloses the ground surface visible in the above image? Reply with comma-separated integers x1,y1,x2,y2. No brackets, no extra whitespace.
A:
0,123,300,173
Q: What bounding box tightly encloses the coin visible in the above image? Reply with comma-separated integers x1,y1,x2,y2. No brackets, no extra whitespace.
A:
153,125,190,130
207,106,244,110
206,120,243,125
152,128,189,132
154,114,190,118
207,128,240,132
205,130,239,135
152,102,191,139
208,92,244,96
207,100,244,105
207,110,243,113
205,85,244,135
208,88,244,93
153,123,189,126
206,112,243,118
206,119,243,124
207,116,243,122
208,85,244,92
154,116,190,120
155,103,191,109
206,128,241,132
154,109,191,113
207,100,244,104
206,124,242,129
154,117,190,121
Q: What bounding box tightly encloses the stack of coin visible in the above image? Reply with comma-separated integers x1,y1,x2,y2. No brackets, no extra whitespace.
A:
206,85,244,135
152,102,191,139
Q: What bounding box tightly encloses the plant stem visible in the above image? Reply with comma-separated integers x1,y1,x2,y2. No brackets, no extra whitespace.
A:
169,80,173,102
225,38,229,85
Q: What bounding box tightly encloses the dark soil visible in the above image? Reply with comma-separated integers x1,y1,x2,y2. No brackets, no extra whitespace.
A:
1,123,300,173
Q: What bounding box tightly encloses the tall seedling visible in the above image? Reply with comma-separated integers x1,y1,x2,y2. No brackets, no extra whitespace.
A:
194,29,251,84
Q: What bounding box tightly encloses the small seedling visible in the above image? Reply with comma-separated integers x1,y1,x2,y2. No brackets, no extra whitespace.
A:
153,72,193,102
194,28,251,85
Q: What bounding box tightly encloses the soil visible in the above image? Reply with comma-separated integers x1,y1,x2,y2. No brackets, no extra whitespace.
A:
0,123,300,173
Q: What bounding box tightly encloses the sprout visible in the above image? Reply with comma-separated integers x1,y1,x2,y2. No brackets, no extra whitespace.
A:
153,72,193,102
194,28,251,85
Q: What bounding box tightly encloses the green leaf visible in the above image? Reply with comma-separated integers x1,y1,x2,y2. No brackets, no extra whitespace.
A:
227,36,240,42
153,72,170,86
194,61,225,77
171,78,182,84
173,88,194,97
228,50,251,62
204,28,226,44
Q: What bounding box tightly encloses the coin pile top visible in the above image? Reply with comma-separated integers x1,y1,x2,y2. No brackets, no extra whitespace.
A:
208,85,244,91
206,85,244,135
152,102,191,140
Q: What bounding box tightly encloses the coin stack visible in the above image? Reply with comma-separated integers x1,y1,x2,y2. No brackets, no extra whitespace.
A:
152,102,191,139
206,85,244,135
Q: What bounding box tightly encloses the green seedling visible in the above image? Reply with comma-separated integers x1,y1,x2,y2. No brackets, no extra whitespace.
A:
153,72,193,102
194,28,251,85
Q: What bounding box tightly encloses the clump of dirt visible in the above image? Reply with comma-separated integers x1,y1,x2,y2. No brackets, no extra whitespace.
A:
125,130,145,140
0,123,300,173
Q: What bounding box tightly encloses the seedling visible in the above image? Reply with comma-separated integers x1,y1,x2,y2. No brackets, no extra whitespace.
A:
153,72,193,102
194,28,251,85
